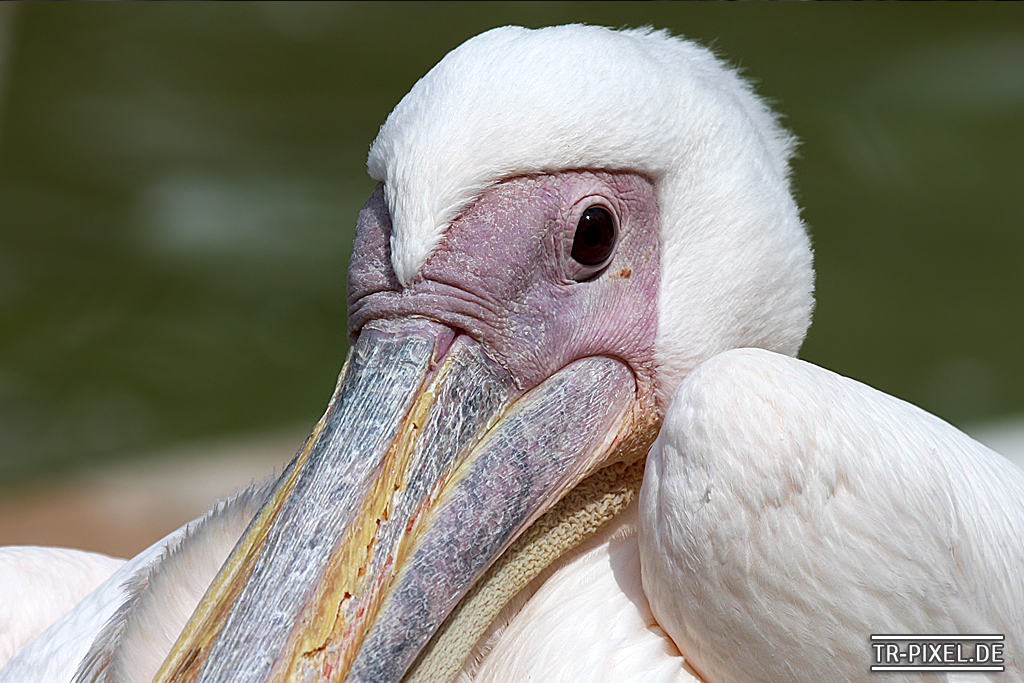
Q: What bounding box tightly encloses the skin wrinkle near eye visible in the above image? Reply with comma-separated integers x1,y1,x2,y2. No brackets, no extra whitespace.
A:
560,179,647,284
347,170,661,400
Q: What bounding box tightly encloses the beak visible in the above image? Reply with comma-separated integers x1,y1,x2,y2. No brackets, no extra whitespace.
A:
154,317,643,683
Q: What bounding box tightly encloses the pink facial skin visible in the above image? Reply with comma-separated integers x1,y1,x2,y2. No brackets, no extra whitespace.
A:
347,170,662,402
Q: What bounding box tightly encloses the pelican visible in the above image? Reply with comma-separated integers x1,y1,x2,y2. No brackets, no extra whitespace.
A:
2,24,1022,683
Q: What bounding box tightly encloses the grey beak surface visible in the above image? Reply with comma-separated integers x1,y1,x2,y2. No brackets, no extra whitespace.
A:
156,317,636,683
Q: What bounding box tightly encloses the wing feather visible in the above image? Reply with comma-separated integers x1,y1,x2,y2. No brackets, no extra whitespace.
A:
640,348,1024,683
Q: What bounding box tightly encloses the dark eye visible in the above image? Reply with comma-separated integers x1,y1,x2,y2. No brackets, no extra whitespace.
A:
571,206,616,267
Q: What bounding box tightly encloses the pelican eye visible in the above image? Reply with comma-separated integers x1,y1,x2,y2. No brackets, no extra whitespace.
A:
571,206,617,270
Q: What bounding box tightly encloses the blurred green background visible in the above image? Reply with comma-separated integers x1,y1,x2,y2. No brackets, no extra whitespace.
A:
1,3,1022,489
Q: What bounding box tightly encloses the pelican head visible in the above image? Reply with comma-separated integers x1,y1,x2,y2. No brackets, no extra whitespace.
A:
156,25,813,683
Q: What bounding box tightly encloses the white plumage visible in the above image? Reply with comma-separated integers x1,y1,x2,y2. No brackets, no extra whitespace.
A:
369,25,813,405
2,23,1021,683
456,504,701,683
1,484,270,682
0,548,123,666
641,349,1024,681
